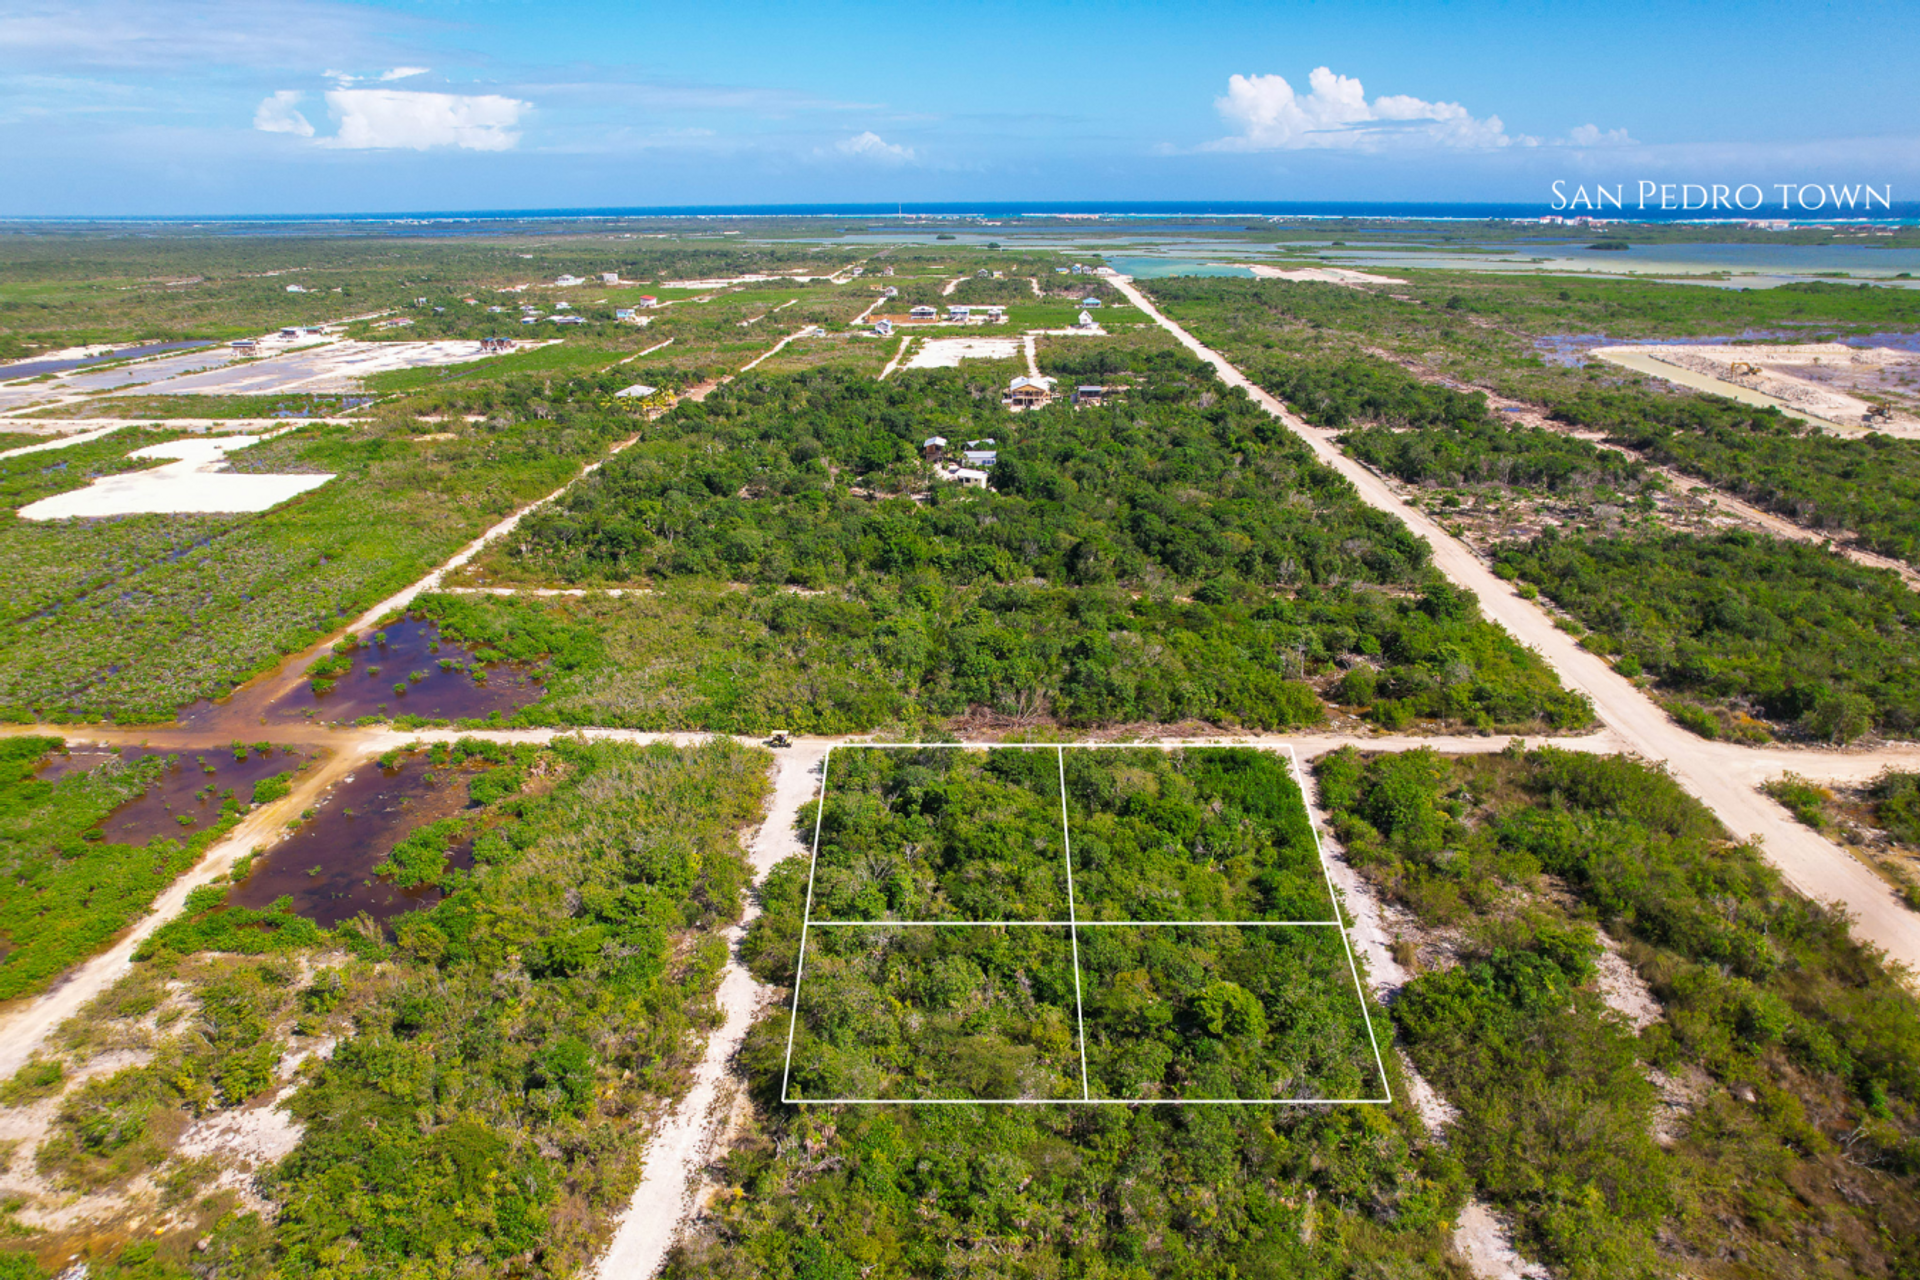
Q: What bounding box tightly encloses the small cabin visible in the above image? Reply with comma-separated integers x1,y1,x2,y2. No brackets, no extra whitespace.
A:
1073,385,1111,407
923,435,948,455
936,464,989,489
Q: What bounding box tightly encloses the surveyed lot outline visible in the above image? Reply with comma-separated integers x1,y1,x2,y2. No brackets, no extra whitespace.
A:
780,742,1393,1105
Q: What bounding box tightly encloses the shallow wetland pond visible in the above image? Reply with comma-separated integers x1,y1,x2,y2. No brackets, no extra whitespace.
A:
36,743,314,845
228,749,478,927
179,614,546,730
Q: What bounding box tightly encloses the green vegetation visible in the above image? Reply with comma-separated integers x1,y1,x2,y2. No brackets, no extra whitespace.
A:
806,747,1069,922
1555,387,1920,568
1495,528,1920,740
785,923,1085,1101
0,737,295,1002
1267,356,1650,497
1318,745,1920,1278
1064,746,1328,921
431,362,1585,733
1079,923,1380,1101
0,412,624,722
689,783,1456,1275
1,738,769,1279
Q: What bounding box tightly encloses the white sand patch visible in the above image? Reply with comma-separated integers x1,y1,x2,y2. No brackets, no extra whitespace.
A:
174,1095,305,1171
1244,264,1408,286
1455,1200,1550,1279
905,337,1022,369
17,435,333,519
1594,931,1662,1031
0,425,129,458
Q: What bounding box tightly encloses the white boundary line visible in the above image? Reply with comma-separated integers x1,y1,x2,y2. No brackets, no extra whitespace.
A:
779,742,1393,1106
1057,746,1091,1101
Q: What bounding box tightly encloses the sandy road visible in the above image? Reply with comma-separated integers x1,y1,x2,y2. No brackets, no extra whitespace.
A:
1113,273,1920,974
1376,354,1920,592
591,743,826,1279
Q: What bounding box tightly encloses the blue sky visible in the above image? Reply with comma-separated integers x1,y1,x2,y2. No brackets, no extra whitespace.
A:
2,0,1915,215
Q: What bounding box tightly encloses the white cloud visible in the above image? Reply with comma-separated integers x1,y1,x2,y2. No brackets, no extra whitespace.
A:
1207,66,1511,152
379,66,428,81
252,89,313,137
320,87,527,150
1565,122,1636,147
834,130,914,163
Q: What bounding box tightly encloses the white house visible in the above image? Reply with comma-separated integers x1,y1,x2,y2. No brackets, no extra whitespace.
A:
935,463,989,488
963,450,998,468
874,318,894,337
601,272,620,285
614,384,658,399
909,305,938,320
1075,310,1095,329
556,274,584,286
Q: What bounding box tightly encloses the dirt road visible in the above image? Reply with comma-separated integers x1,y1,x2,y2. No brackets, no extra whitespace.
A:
1112,274,1920,974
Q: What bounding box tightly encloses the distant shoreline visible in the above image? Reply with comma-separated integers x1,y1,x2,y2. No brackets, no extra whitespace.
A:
3,200,1917,228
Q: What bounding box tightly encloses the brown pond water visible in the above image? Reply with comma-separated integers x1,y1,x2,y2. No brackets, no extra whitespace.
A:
226,750,478,927
178,615,546,731
36,744,315,845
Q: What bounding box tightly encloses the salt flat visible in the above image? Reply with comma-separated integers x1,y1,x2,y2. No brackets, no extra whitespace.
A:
17,435,333,519
125,339,529,396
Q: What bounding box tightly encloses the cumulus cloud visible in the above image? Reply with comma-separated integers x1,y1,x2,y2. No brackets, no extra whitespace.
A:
252,89,313,137
834,130,914,163
320,87,527,150
1206,66,1512,152
1566,122,1635,147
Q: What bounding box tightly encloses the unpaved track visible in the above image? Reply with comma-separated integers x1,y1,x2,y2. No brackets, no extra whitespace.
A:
1379,356,1920,592
1114,274,1920,974
592,744,826,1278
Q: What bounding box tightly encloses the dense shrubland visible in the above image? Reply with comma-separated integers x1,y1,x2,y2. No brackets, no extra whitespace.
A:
1554,387,1920,567
434,363,1587,733
1495,528,1920,741
0,738,769,1279
1316,745,1920,1278
684,748,1451,1277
